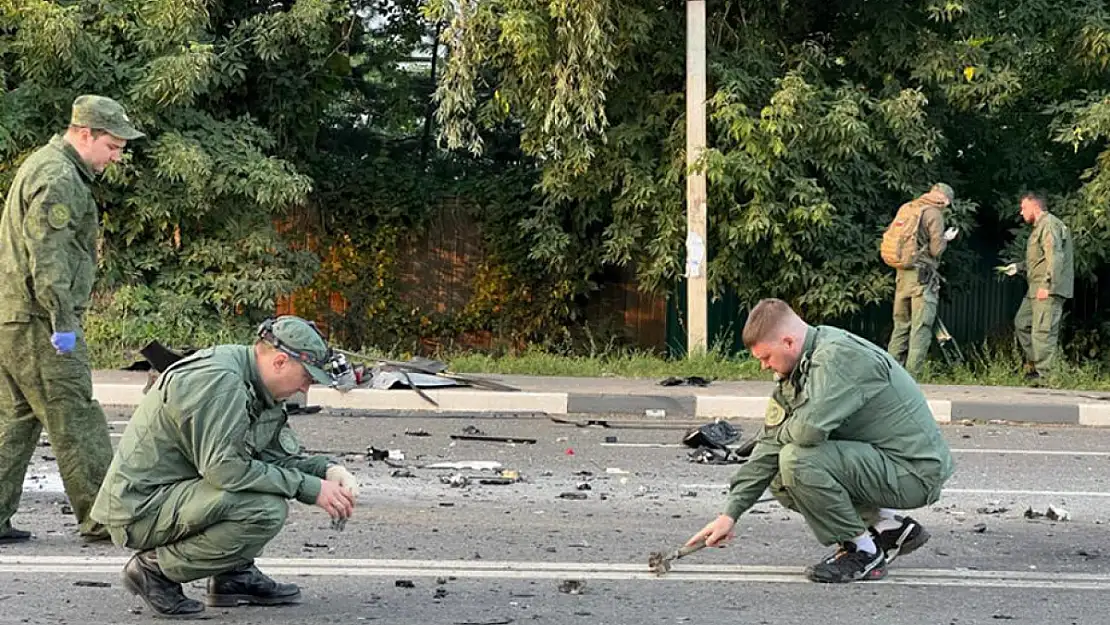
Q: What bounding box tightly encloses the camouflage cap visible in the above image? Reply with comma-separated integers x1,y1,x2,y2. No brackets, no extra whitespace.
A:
930,182,955,203
261,316,333,384
70,95,144,140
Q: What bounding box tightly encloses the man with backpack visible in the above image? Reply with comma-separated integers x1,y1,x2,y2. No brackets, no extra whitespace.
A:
881,183,959,376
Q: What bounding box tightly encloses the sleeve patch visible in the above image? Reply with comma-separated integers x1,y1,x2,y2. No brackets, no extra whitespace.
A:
47,203,71,229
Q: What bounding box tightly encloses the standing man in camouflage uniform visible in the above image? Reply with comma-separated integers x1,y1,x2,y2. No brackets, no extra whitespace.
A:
0,95,144,543
687,298,954,583
1000,193,1074,381
885,183,959,376
92,316,359,619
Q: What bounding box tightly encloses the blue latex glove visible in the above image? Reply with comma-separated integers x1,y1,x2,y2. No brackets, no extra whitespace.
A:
51,332,77,354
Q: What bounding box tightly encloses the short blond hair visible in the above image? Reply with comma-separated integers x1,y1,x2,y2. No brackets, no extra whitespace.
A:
742,298,796,348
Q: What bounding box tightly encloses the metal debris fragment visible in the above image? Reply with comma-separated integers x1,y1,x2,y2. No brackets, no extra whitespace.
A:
557,580,586,595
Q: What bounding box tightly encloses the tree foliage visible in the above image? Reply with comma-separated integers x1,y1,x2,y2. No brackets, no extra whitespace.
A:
11,0,1110,358
427,0,1110,330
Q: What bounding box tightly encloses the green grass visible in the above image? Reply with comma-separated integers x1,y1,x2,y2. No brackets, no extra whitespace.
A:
440,344,1110,391
446,347,762,379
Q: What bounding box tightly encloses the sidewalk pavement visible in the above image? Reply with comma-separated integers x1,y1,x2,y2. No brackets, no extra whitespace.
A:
90,370,1110,427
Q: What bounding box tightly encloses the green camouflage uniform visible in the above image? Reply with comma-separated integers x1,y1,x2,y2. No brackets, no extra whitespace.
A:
724,326,954,545
887,196,948,376
91,344,334,583
1014,212,1074,377
0,96,142,538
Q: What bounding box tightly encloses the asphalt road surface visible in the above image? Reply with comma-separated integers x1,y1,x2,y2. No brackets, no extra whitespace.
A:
4,408,1110,624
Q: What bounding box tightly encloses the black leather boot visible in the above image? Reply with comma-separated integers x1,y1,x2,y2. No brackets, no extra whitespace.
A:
207,564,301,607
121,550,205,619
0,523,31,544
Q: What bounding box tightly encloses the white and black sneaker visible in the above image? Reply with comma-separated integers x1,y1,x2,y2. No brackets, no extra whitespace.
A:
871,515,930,563
806,543,887,583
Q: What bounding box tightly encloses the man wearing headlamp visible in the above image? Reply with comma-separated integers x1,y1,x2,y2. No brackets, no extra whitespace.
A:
91,315,359,619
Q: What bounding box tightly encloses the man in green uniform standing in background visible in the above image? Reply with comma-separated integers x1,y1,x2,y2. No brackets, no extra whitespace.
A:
0,95,144,543
884,183,959,376
688,298,954,583
92,316,360,619
1000,192,1074,382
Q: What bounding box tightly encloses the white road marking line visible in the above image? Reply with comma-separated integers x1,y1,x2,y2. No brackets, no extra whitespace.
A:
678,484,1110,498
604,443,1110,456
0,556,1107,591
950,448,1110,457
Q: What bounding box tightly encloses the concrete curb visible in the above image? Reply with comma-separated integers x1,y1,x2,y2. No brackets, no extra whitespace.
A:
89,382,1107,426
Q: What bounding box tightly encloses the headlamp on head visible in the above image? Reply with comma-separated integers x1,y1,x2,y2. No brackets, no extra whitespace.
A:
256,317,348,388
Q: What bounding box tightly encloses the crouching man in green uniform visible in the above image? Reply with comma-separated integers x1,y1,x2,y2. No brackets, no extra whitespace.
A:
91,316,360,618
687,298,954,583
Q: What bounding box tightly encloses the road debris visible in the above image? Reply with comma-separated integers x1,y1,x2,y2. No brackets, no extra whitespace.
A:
72,581,111,588
478,470,522,485
368,447,398,462
644,409,666,418
683,420,740,448
557,580,586,594
461,425,484,435
658,376,711,387
433,587,448,599
286,402,322,416
450,434,537,445
977,505,1009,515
558,492,588,500
404,429,431,437
648,538,708,576
682,420,753,465
442,474,470,488
972,523,987,533
395,580,415,588
575,482,592,491
425,461,502,471
453,619,514,625
1025,505,1070,521
391,468,417,478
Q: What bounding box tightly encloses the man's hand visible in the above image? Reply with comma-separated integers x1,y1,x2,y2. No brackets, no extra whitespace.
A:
944,226,959,242
50,332,76,355
326,465,360,499
687,514,736,548
316,479,355,520
1036,287,1050,300
995,263,1019,277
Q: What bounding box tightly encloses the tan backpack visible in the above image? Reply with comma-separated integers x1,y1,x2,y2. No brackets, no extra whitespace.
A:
880,200,926,269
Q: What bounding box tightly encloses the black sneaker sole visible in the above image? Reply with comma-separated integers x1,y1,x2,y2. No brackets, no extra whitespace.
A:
122,572,207,620
806,562,888,583
206,592,302,607
885,526,931,563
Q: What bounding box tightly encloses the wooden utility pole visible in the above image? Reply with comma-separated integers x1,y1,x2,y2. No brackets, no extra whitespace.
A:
685,0,708,355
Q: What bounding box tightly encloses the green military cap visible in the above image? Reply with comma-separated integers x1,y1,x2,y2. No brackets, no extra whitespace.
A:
70,95,144,140
260,316,335,384
930,182,955,203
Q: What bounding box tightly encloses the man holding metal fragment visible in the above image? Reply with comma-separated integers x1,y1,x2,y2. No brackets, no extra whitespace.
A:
91,315,359,618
